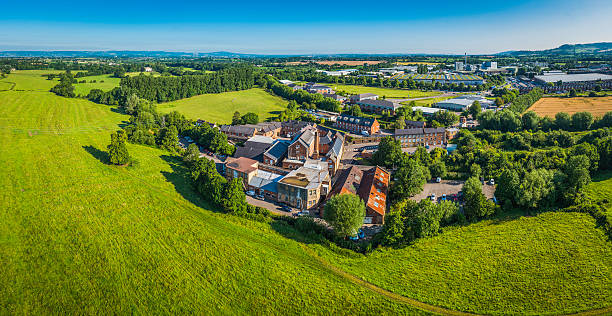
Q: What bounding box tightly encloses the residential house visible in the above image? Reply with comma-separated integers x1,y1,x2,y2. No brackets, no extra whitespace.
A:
334,114,380,135
394,127,447,147
324,165,390,224
224,157,259,188
405,120,426,129
283,127,319,170
233,135,275,161
262,140,290,166
277,161,330,210
281,120,315,137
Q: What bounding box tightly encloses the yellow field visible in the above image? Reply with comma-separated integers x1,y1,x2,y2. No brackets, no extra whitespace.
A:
529,96,612,117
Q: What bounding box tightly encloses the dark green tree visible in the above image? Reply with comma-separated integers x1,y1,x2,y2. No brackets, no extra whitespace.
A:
108,130,130,165
323,193,366,237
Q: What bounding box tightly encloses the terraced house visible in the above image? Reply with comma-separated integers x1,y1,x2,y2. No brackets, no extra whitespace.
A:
394,127,447,147
334,114,380,135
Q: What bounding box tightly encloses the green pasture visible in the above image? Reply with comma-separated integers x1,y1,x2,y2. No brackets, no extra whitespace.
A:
327,83,441,99
314,211,612,315
0,89,425,315
158,88,287,124
73,74,121,96
0,69,63,91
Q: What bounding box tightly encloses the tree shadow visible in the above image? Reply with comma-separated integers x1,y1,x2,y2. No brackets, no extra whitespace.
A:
159,154,221,212
83,145,109,164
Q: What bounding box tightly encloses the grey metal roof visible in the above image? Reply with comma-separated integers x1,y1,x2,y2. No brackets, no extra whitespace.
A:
357,99,403,110
534,72,612,83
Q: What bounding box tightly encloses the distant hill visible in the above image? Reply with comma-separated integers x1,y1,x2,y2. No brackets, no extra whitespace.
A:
498,42,612,56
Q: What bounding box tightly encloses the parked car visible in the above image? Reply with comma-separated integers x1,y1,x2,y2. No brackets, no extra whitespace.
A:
281,205,292,212
489,178,495,185
435,177,441,183
430,193,436,201
255,194,264,200
361,130,369,136
296,211,310,216
246,191,255,197
441,194,447,201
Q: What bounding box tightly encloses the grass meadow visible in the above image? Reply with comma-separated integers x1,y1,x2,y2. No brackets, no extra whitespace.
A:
313,212,612,315
73,74,121,96
0,86,427,314
1,71,610,315
158,88,287,124
0,70,64,91
325,83,441,99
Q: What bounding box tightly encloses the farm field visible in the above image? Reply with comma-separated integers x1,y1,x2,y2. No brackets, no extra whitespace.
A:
73,74,121,96
0,89,427,315
314,211,612,315
528,96,612,117
326,83,442,99
158,88,287,124
0,69,63,91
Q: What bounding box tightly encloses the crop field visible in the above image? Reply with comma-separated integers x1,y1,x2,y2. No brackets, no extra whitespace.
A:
528,96,612,117
0,87,426,314
157,88,287,124
326,83,442,99
1,72,610,315
315,212,612,315
73,74,121,96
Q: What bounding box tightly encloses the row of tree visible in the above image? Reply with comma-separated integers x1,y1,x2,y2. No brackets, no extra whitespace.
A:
479,109,612,133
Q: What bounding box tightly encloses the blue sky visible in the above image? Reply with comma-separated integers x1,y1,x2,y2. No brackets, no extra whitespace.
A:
1,0,611,54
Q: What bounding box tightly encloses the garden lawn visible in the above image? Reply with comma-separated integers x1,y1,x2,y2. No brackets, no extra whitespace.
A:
158,88,287,124
73,74,121,96
326,83,441,99
313,211,612,315
0,88,425,315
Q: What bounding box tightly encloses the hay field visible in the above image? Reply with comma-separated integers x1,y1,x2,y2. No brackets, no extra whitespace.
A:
529,96,612,117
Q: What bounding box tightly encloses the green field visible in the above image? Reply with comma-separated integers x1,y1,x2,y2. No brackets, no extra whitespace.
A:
403,96,457,107
327,83,441,99
1,71,611,315
158,88,287,124
0,87,426,314
73,74,121,96
0,70,63,91
315,212,612,315
584,171,612,223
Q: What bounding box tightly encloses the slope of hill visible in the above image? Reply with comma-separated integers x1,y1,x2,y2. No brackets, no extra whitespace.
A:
498,42,612,56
